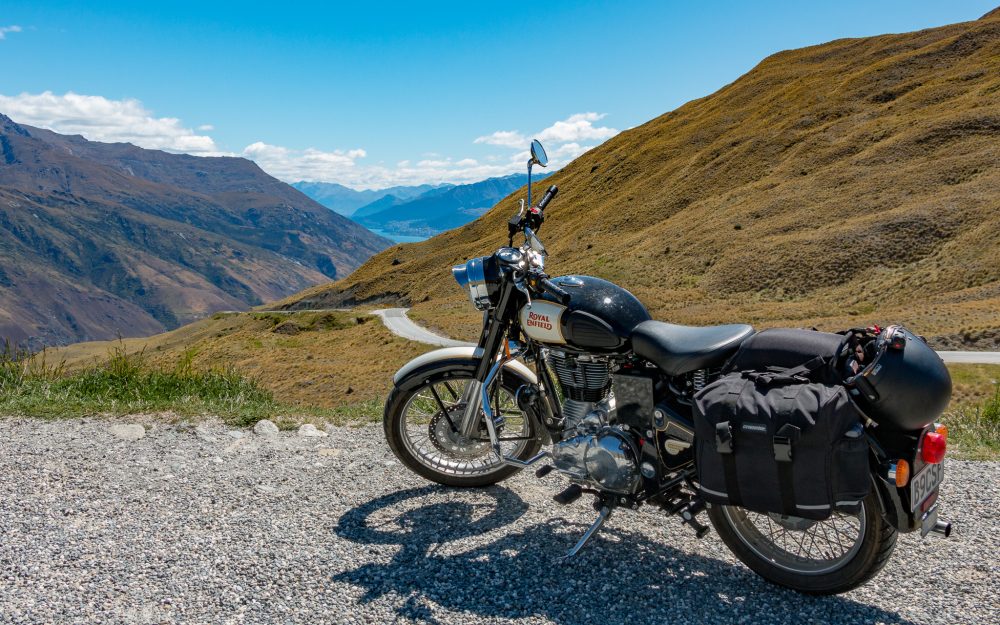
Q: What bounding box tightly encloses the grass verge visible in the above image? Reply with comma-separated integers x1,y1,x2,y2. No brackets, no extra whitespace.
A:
941,379,1000,461
940,363,1000,459
0,341,381,428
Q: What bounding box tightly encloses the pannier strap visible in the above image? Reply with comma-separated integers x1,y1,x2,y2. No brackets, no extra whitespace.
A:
715,421,742,506
773,423,800,515
743,355,830,386
715,421,734,454
773,423,800,462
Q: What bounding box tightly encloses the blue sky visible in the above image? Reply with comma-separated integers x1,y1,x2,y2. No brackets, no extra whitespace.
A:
1,1,994,188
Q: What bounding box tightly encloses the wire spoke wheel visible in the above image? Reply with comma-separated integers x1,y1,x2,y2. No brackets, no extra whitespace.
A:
397,375,532,480
708,491,898,594
720,506,866,575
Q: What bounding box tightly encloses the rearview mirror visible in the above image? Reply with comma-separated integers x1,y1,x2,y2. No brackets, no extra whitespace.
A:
530,140,548,167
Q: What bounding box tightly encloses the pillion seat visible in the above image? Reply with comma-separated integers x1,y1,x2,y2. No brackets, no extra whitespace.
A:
630,320,755,376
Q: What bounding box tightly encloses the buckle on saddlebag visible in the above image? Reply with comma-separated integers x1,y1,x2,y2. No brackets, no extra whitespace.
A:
773,423,801,462
715,421,734,454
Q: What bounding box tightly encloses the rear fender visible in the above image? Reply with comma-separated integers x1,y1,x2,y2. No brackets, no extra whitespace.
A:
867,430,924,533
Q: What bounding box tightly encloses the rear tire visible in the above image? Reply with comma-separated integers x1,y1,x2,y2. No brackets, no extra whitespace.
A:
708,491,897,594
384,367,543,488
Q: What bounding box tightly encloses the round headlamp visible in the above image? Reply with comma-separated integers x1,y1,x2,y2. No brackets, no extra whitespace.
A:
452,255,500,310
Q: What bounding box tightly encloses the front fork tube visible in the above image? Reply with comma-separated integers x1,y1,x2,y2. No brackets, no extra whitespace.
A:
457,380,483,439
478,345,550,468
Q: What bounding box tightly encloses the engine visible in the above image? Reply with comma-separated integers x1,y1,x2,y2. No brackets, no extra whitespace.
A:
547,351,642,494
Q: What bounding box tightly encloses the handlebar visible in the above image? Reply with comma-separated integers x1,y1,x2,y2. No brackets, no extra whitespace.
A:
536,185,558,211
539,276,571,305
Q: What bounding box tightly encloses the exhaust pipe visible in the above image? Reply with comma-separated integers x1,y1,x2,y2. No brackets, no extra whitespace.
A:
930,519,952,538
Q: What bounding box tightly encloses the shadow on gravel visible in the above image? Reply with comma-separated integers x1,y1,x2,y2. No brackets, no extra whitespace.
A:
334,486,919,625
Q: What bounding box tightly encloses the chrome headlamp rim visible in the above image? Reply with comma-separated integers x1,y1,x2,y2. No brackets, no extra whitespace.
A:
452,257,491,310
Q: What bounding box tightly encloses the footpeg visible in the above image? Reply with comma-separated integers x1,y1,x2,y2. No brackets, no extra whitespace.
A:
564,506,612,558
553,484,583,505
535,464,554,478
679,499,710,538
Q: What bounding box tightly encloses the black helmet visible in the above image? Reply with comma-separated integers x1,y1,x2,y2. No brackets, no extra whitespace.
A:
848,326,952,430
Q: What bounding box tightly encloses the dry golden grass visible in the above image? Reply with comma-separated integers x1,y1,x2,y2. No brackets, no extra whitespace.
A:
284,13,1000,346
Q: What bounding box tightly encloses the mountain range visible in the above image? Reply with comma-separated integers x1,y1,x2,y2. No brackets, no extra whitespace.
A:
284,10,1000,348
291,181,451,217
350,172,552,238
0,115,390,348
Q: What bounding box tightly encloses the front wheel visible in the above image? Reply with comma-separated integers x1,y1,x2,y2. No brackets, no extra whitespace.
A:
384,367,542,487
707,491,897,594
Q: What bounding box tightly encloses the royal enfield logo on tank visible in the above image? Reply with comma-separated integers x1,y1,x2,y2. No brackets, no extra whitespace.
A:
520,302,566,344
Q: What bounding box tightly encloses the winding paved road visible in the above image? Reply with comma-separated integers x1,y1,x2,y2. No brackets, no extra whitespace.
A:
371,307,1000,364
371,308,473,347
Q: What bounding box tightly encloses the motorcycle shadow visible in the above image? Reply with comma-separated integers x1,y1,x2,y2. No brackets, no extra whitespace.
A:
334,485,919,625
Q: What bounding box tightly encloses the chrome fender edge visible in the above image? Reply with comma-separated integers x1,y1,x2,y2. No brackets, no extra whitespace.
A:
392,346,537,386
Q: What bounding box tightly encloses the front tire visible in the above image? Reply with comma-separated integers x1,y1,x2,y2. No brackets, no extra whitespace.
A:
384,366,542,488
708,491,897,594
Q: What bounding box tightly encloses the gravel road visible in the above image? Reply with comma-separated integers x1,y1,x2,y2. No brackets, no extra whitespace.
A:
1,418,996,625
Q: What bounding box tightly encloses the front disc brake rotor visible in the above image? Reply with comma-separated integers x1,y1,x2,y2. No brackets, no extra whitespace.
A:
428,410,490,458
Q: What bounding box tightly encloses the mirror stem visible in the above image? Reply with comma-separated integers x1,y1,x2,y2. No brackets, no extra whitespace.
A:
526,159,533,208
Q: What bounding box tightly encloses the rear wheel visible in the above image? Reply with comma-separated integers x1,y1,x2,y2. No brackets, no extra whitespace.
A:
384,368,542,487
708,491,897,594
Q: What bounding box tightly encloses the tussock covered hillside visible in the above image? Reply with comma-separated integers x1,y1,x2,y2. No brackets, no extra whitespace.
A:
282,11,1000,346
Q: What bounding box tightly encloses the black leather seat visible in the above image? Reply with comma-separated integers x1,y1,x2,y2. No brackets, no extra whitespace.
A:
630,320,755,376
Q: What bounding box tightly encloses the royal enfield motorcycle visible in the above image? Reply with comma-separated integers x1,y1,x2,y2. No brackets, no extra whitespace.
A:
383,140,952,594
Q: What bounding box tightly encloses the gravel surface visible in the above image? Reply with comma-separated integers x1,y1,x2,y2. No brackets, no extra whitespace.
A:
0,417,996,625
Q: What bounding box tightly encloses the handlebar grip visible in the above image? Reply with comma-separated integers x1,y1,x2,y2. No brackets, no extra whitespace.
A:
536,185,558,211
540,277,571,305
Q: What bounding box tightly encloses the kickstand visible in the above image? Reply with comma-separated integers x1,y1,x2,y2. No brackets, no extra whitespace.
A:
563,506,612,559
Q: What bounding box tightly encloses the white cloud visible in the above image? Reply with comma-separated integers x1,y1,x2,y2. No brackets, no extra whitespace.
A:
0,25,22,40
242,141,367,181
0,91,220,154
537,112,618,144
0,91,618,189
474,129,526,148
475,112,618,150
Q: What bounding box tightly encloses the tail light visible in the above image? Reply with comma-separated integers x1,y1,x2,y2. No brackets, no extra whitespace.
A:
920,425,947,464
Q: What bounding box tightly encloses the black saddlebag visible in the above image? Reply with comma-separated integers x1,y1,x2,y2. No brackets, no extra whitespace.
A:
694,370,869,520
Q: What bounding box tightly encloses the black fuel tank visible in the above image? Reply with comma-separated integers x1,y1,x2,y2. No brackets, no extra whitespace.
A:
521,275,651,353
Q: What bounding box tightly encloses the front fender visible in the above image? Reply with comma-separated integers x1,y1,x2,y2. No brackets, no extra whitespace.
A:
389,347,549,444
392,346,537,388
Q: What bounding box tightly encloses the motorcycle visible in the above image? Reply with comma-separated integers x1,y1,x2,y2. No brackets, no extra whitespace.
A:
383,140,952,595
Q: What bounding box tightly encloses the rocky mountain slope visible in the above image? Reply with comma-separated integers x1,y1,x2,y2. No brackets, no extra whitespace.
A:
0,117,390,347
283,10,1000,346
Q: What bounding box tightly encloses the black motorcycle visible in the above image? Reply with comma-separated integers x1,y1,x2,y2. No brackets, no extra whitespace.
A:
383,140,952,594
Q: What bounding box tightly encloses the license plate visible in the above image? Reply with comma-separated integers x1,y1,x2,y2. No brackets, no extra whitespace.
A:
910,462,944,512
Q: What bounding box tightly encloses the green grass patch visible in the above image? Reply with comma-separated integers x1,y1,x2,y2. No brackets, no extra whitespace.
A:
0,340,381,428
942,383,1000,460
